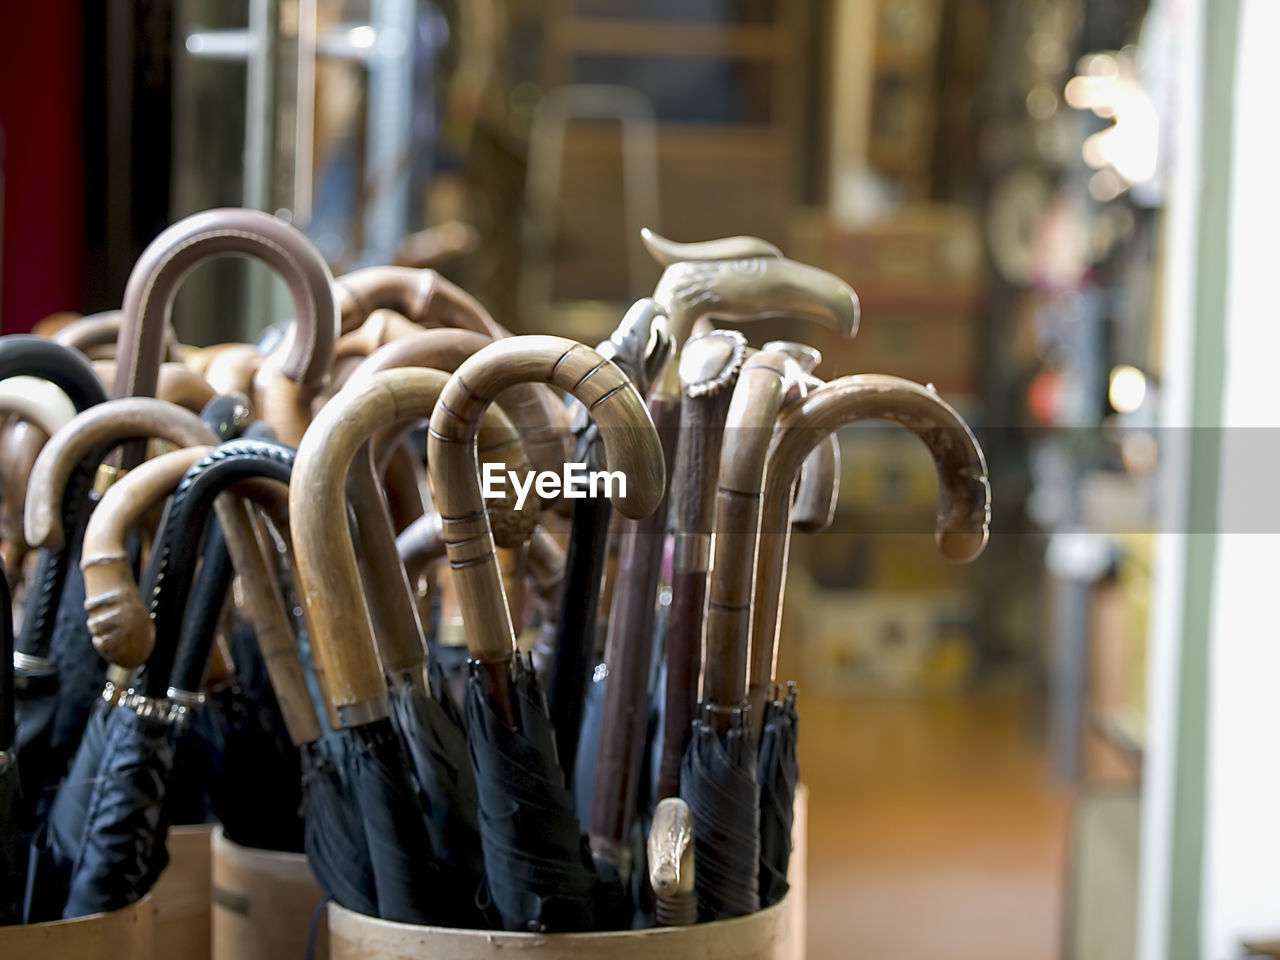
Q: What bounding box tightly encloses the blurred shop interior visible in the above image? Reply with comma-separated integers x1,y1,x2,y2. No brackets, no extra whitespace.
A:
0,0,1274,958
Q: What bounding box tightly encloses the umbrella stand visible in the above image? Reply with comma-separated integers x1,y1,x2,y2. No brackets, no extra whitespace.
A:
0,892,154,957
426,336,663,932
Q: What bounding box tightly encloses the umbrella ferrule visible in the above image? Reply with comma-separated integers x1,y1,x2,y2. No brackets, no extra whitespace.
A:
12,651,53,673
335,694,390,728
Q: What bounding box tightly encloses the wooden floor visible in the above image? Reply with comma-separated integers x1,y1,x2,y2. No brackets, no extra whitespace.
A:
799,692,1071,960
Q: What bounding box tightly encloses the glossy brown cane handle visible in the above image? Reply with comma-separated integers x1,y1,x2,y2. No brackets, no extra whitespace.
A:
747,375,991,721
335,265,506,339
25,398,220,550
115,208,338,400
427,336,663,670
203,345,264,398
290,366,527,724
350,328,571,480
80,447,212,667
0,420,49,563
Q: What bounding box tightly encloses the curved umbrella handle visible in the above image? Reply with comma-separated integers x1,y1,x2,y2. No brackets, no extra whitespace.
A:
349,328,571,481
427,335,663,717
115,208,338,402
92,360,217,415
53,311,183,363
25,398,220,550
0,377,78,438
335,265,506,339
747,375,991,722
291,366,531,726
139,440,296,697
0,336,108,412
790,434,840,534
80,446,213,668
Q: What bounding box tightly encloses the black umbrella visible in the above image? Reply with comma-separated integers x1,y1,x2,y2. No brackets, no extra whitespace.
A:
424,336,664,931
142,439,304,850
755,684,798,907
1,571,22,925
467,655,629,931
51,439,303,918
679,703,760,921
292,366,522,926
550,299,669,792
14,399,215,823
1,339,109,821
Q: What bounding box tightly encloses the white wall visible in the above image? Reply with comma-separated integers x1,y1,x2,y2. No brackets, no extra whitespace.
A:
1200,0,1280,954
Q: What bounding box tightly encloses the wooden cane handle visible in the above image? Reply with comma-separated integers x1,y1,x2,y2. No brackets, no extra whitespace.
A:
290,366,526,722
0,377,77,437
203,344,264,398
115,208,338,402
747,375,991,718
350,328,571,481
428,337,663,666
80,446,212,667
335,265,506,339
25,398,220,550
92,361,217,415
790,434,841,534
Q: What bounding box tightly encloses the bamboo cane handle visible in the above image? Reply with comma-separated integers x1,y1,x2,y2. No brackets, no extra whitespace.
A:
25,398,220,550
351,327,571,483
427,336,663,666
746,375,991,722
291,366,528,723
80,446,212,667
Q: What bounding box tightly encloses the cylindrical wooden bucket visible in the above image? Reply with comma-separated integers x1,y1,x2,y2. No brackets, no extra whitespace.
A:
328,786,808,960
0,892,154,958
211,827,329,960
150,823,214,960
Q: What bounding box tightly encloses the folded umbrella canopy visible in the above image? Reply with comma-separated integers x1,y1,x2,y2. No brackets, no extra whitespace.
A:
426,335,664,931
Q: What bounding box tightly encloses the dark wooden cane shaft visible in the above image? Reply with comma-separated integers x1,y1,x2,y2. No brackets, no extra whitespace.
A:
588,395,679,863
